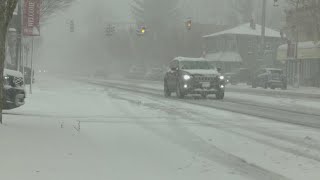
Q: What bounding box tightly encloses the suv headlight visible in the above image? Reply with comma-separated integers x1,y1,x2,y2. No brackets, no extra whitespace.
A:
219,76,224,80
183,74,191,80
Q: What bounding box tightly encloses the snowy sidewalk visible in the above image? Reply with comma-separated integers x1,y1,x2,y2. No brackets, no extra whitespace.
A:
0,76,134,180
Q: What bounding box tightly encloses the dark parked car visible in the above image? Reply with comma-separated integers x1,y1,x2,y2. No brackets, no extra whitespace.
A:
252,68,287,90
164,57,225,99
3,69,26,109
144,68,165,81
224,68,251,85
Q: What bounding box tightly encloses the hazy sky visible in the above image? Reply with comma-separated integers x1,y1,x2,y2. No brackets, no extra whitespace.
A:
35,0,133,72
34,0,285,73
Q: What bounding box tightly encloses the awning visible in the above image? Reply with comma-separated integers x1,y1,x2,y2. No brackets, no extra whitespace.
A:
205,51,242,62
277,41,320,61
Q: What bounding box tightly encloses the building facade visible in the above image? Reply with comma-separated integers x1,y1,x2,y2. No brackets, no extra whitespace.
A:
203,22,282,73
278,1,320,87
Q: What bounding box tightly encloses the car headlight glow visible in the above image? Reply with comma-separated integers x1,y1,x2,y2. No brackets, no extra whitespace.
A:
219,76,225,80
4,76,9,80
183,74,191,80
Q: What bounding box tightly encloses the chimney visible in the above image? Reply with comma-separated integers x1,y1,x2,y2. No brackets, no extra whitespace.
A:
250,18,256,30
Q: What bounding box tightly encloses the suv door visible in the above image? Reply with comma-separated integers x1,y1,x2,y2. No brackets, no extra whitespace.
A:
167,60,179,90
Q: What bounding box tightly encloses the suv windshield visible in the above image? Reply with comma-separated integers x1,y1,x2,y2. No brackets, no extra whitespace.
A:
180,61,213,70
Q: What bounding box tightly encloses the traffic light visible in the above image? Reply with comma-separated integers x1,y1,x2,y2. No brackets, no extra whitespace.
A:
141,26,146,34
186,19,192,30
136,25,146,36
70,20,75,32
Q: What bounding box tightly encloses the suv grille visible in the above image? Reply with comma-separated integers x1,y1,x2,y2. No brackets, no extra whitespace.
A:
194,75,217,82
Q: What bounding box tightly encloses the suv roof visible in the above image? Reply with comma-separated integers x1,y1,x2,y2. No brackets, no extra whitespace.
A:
174,57,207,62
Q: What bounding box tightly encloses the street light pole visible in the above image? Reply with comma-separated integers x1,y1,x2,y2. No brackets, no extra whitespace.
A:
15,0,22,72
261,0,267,56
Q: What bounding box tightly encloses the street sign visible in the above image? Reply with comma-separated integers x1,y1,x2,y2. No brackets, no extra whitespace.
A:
23,0,41,36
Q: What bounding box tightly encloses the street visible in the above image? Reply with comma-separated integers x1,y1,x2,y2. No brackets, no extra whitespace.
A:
1,75,320,180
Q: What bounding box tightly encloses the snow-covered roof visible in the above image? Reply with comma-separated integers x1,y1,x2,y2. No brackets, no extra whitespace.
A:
203,23,281,38
174,57,207,62
279,41,320,49
205,51,242,62
4,69,23,78
8,28,16,32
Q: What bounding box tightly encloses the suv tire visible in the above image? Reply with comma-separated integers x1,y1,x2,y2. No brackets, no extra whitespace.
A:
216,90,225,100
164,81,171,97
176,82,185,99
252,81,257,88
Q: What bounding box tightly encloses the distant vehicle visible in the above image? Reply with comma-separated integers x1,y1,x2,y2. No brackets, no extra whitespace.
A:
164,57,225,99
144,68,165,81
3,69,26,109
224,68,251,85
127,66,146,79
252,68,287,90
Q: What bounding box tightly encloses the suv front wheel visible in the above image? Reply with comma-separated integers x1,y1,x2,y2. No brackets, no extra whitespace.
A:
216,90,225,100
176,81,185,99
164,80,171,97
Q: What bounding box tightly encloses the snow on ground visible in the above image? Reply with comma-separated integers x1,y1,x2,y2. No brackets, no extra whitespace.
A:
1,75,320,180
228,83,320,97
0,75,247,180
91,78,320,113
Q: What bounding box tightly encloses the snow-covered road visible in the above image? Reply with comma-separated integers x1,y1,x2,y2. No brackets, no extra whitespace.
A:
1,75,320,180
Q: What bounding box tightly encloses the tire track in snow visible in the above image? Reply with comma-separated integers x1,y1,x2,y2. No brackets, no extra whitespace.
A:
106,91,290,180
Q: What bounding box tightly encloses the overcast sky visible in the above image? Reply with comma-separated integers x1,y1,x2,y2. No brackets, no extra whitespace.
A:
34,0,285,73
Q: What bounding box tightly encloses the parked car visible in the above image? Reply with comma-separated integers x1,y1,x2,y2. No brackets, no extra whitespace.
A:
127,66,146,79
144,68,165,81
224,68,251,85
252,68,287,90
164,57,225,99
3,69,26,109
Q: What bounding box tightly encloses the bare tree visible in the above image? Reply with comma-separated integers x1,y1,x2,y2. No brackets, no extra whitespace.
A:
39,0,75,23
0,0,19,124
285,0,320,41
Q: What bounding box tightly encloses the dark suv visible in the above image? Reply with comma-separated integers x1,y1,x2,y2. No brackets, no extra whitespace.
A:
252,68,287,90
3,69,26,109
224,68,251,85
164,57,225,99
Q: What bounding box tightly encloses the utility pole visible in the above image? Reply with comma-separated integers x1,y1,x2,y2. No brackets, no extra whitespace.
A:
30,37,34,94
261,0,267,57
15,0,22,72
294,0,300,88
